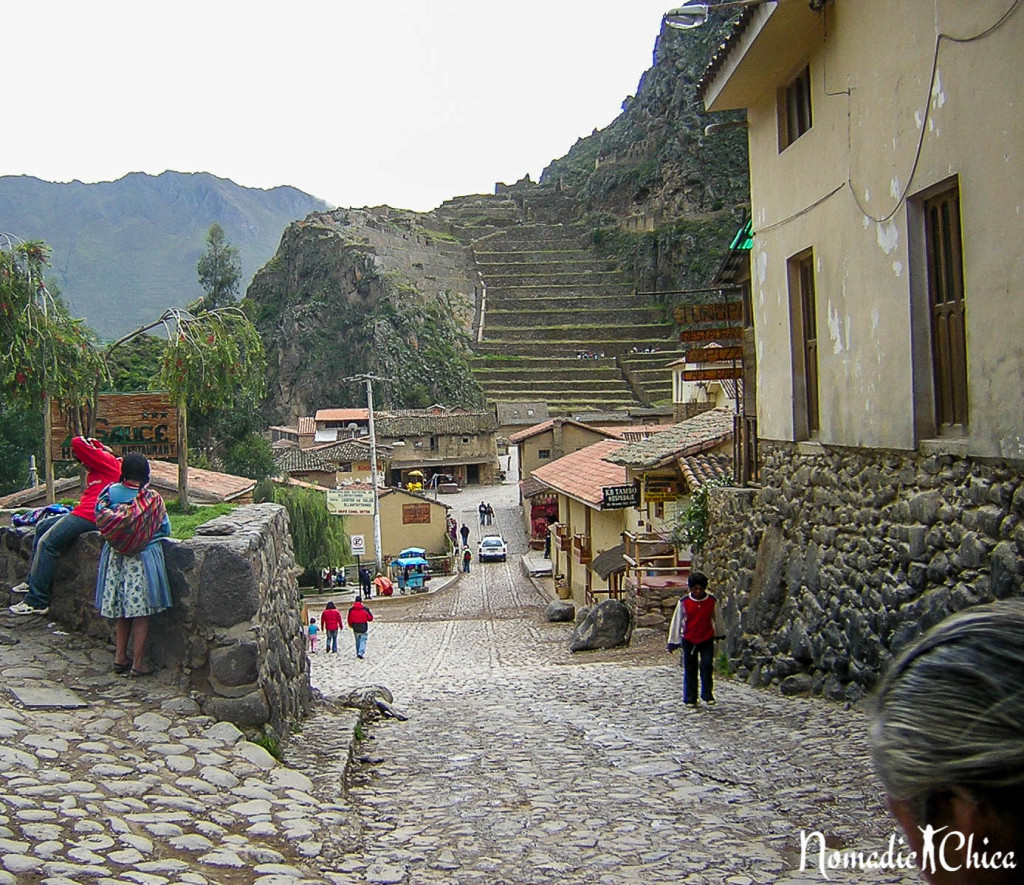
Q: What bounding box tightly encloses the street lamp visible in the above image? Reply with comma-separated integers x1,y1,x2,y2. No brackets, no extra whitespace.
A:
662,0,763,30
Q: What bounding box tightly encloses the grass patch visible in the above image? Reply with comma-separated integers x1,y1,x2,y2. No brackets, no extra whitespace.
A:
251,731,283,762
167,502,237,540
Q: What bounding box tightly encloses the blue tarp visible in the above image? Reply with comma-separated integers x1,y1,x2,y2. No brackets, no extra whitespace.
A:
398,547,426,559
394,556,429,568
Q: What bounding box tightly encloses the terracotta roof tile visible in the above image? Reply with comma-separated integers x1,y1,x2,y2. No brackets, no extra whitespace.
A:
604,408,734,469
314,409,369,423
147,460,256,503
678,452,734,489
531,440,628,508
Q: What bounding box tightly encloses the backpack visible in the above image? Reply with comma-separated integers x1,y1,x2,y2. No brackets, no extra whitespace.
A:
95,485,167,556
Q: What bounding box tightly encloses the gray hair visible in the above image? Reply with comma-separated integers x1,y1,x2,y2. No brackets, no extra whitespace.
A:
868,599,1024,811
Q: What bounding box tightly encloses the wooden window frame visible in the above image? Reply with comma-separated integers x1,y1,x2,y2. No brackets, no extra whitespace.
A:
779,65,812,151
789,249,820,439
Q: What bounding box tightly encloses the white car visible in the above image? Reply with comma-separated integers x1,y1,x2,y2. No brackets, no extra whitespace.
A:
477,534,508,563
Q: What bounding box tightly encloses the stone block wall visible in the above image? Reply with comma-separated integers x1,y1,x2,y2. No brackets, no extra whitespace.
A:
699,442,1024,702
0,504,311,735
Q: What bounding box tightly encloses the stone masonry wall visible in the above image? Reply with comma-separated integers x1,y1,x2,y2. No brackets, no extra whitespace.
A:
699,442,1024,702
0,503,311,736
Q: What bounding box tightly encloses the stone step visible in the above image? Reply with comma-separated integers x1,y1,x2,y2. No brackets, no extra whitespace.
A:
481,270,628,288
485,283,637,300
473,229,589,250
479,377,634,393
484,307,667,328
474,249,598,264
473,340,673,356
477,260,618,276
471,366,623,380
485,295,642,312
482,323,673,344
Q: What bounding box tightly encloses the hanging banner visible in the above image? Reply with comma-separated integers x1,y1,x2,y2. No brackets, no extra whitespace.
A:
50,393,177,462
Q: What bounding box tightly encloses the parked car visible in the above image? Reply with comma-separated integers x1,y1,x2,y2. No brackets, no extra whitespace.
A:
477,534,508,563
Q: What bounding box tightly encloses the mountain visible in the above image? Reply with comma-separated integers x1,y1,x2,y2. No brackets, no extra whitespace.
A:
247,15,750,423
0,171,329,339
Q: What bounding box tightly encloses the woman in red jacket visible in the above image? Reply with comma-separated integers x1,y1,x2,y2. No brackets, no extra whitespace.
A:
11,436,121,616
320,601,343,654
347,597,374,659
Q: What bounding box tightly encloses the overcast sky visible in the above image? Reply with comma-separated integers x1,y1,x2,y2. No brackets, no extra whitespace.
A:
6,1,679,212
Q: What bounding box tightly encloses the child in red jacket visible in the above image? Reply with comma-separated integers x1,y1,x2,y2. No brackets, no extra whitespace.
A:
667,572,718,708
347,597,374,659
320,601,343,654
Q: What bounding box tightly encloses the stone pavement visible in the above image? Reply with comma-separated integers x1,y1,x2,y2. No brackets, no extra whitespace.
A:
0,480,920,884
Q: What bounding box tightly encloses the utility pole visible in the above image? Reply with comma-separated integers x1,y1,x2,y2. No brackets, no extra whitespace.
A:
343,373,386,575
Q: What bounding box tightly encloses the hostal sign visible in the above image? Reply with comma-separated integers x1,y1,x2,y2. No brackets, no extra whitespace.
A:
51,393,178,462
602,484,640,510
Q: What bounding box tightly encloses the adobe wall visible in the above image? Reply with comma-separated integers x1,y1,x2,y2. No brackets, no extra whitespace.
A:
699,442,1024,702
0,503,311,735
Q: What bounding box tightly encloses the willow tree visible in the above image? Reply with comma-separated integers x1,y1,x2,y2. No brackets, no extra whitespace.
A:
104,305,265,509
1,237,107,497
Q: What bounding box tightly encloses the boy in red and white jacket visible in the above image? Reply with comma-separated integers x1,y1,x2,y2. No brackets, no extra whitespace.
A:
667,572,718,708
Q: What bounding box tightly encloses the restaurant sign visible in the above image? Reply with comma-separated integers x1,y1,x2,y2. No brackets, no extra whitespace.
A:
686,345,744,363
679,327,744,344
326,488,376,515
602,484,640,510
51,393,178,462
674,301,743,325
681,366,744,382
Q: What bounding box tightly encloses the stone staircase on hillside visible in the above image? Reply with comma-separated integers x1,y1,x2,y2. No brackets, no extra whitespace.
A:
467,217,684,416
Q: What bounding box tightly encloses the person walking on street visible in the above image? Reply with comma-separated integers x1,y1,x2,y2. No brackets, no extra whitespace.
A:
347,597,374,658
320,601,342,653
11,436,121,616
667,572,718,708
463,548,472,573
359,566,372,598
485,503,494,526
460,523,470,548
478,501,487,525
306,618,319,653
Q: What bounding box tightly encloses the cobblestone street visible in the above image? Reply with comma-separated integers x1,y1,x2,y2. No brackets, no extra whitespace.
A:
0,480,922,884
306,485,919,885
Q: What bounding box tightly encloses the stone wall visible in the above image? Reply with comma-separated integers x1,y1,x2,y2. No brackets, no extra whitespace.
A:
699,442,1024,702
0,504,311,735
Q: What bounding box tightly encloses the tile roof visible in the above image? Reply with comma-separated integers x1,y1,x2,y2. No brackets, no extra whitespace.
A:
298,417,316,435
314,409,369,423
695,5,761,104
312,438,393,462
678,452,734,489
495,401,550,426
604,408,735,469
507,418,620,445
274,448,335,474
147,460,256,503
0,477,80,509
531,440,628,508
376,411,497,436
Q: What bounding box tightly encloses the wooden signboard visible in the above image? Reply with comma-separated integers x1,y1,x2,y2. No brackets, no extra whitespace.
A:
686,346,744,363
681,366,745,382
674,302,743,325
402,503,432,525
643,476,679,503
51,393,177,462
679,327,744,344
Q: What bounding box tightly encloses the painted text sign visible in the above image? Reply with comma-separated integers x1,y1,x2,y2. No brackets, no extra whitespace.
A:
601,484,640,510
679,327,744,344
51,393,178,462
674,302,743,325
326,488,376,515
681,366,745,382
687,346,744,363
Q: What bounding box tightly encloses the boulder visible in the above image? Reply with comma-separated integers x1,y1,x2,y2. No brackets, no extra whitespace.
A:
545,600,575,622
568,599,632,652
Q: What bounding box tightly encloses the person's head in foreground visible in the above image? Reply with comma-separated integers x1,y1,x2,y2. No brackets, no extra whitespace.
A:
869,599,1024,884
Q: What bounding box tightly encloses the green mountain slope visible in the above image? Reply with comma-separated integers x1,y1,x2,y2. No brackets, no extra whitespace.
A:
0,171,328,339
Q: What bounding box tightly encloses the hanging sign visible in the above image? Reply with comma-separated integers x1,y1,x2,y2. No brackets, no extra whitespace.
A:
679,327,744,344
681,366,745,382
643,476,680,503
686,346,744,363
601,484,640,510
674,302,743,325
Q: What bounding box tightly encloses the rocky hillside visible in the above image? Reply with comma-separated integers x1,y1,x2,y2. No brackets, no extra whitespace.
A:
0,171,328,338
247,16,751,422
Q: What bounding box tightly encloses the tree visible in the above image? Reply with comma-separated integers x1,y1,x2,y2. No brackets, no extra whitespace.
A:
255,482,348,582
196,223,241,311
222,432,276,480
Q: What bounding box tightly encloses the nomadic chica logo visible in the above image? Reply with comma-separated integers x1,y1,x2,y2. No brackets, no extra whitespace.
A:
799,827,1017,879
